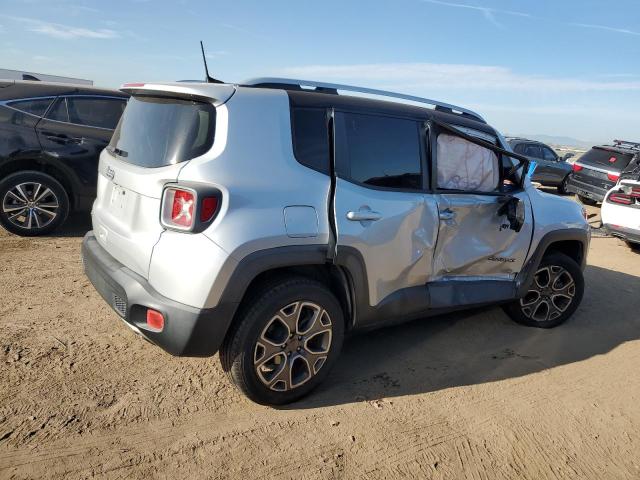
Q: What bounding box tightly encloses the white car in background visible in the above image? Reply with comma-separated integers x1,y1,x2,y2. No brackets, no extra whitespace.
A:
602,179,640,250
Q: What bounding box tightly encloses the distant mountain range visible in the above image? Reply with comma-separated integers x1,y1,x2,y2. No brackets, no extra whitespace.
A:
507,134,600,149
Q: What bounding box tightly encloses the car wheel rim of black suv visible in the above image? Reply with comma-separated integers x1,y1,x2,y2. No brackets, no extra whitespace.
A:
2,182,59,230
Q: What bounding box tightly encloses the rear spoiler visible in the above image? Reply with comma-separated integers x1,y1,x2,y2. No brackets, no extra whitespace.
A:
120,82,236,106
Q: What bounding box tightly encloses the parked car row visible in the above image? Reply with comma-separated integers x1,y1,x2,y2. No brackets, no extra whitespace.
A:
0,80,128,235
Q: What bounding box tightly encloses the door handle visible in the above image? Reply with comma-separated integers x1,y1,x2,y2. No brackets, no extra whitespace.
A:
346,210,382,222
439,209,456,221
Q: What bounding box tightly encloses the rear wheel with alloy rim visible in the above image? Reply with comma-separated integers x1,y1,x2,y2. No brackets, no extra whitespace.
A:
503,252,584,328
221,277,344,405
0,171,69,236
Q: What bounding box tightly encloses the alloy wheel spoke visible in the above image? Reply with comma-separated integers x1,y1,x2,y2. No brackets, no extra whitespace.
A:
34,206,57,218
6,191,27,204
14,184,30,202
254,300,333,392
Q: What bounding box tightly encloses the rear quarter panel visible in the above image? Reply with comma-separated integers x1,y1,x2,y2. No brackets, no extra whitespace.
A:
177,87,332,261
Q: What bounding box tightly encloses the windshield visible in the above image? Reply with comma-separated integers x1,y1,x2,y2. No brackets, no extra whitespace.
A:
108,96,216,168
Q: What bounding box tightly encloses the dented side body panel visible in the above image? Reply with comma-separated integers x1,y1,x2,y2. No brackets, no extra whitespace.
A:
431,191,534,280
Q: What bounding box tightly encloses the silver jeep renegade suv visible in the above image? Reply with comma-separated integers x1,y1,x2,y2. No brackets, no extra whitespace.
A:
82,78,590,405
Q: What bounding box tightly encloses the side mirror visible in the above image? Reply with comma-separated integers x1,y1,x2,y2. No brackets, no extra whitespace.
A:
562,152,574,161
498,196,525,232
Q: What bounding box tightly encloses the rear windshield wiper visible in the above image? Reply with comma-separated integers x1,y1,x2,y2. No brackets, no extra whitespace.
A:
106,146,128,158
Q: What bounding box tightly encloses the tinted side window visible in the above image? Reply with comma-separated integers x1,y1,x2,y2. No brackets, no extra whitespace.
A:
541,146,557,161
46,97,69,123
337,112,422,190
291,108,329,173
67,97,126,129
7,98,53,117
523,144,542,158
513,143,526,154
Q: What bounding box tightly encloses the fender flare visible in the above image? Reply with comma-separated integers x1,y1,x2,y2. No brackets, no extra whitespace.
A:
515,228,589,298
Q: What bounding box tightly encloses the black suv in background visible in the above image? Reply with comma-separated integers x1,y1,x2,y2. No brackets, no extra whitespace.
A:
0,80,128,236
566,140,639,205
506,138,573,193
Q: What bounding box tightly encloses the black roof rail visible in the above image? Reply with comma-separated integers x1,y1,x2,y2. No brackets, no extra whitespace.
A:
613,139,640,150
242,77,486,123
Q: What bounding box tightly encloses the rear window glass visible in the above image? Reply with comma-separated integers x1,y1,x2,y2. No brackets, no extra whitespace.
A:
7,98,53,117
108,96,216,168
336,112,422,190
580,147,633,170
67,97,126,129
291,108,329,173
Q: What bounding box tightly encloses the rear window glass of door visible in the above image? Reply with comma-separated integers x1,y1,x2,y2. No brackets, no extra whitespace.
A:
7,98,53,117
436,134,499,192
336,112,422,190
46,97,69,123
108,96,216,168
66,97,126,129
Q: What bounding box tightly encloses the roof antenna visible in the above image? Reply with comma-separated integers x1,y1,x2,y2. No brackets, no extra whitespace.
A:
200,40,224,84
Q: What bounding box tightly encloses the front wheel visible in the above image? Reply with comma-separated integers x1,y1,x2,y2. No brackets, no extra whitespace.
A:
503,253,584,328
0,171,69,236
220,277,345,405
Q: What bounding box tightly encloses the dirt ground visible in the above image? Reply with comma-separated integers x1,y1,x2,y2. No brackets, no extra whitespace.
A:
1,201,639,479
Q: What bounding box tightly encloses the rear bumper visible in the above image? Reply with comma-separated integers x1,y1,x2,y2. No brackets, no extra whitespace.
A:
604,224,640,245
565,176,608,202
81,232,237,357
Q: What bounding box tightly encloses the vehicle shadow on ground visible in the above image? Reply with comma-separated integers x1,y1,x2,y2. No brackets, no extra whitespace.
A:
286,265,640,409
47,213,92,238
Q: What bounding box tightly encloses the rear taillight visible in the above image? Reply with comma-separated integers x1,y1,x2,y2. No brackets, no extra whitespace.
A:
631,187,640,198
200,196,219,222
162,187,196,230
608,192,633,205
161,185,221,232
607,172,620,182
572,163,583,172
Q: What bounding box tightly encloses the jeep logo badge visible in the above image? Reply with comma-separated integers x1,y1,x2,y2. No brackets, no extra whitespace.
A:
106,166,115,180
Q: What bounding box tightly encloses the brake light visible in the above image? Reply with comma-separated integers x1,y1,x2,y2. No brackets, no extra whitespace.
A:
122,82,145,88
607,172,620,182
162,187,195,230
146,309,164,331
572,164,583,172
608,192,633,205
200,197,218,222
631,187,640,198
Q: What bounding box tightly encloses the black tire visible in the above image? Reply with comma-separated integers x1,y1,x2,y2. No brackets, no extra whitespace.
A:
577,194,598,206
557,176,569,195
220,276,345,405
0,171,69,236
503,253,584,328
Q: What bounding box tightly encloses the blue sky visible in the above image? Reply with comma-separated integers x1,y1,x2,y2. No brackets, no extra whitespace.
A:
1,0,639,142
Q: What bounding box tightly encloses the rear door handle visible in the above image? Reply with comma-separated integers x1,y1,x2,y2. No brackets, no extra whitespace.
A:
346,210,382,222
439,209,456,221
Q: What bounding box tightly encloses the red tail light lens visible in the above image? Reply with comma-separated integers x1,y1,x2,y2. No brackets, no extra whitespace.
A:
607,172,620,182
200,197,219,222
162,187,196,230
608,192,632,205
146,309,164,331
631,187,640,198
572,164,583,172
